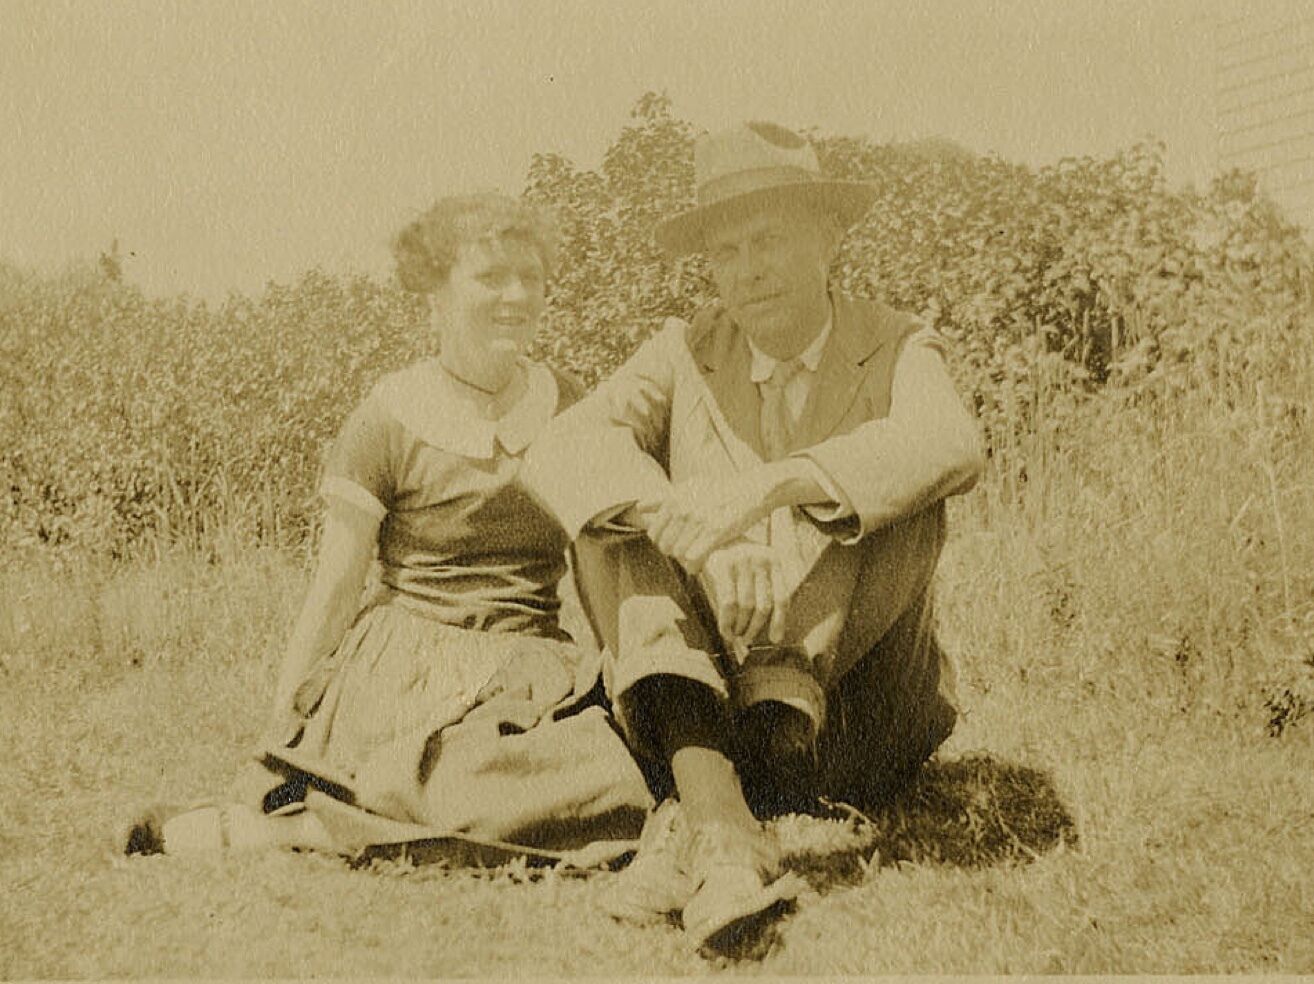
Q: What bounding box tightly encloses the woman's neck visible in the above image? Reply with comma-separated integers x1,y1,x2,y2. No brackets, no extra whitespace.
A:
438,353,526,420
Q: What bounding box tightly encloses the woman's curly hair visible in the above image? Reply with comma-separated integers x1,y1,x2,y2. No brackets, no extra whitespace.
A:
391,193,560,294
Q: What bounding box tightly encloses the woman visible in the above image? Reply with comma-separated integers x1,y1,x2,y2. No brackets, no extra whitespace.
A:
124,194,652,861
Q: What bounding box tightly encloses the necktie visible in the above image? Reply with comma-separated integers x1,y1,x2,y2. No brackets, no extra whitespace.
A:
758,358,805,461
757,358,815,598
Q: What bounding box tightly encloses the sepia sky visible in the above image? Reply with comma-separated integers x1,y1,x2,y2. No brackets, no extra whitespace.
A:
0,0,1264,298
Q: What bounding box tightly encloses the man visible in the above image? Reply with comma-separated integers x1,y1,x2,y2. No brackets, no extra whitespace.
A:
522,121,985,951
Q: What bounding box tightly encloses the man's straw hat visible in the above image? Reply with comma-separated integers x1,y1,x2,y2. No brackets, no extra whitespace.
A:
654,121,877,256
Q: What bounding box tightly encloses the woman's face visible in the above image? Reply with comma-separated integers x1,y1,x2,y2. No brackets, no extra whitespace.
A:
432,234,546,376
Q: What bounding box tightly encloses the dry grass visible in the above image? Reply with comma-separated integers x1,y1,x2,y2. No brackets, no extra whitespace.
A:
3,330,1313,976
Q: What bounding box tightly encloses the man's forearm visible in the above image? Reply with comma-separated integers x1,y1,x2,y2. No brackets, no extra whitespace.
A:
747,457,836,513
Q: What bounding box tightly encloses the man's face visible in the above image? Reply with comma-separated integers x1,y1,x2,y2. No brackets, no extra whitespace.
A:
703,202,839,358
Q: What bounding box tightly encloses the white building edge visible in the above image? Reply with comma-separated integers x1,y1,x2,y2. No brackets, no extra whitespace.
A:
1214,10,1314,230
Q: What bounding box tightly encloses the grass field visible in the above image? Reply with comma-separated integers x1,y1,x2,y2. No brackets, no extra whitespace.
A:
3,307,1314,975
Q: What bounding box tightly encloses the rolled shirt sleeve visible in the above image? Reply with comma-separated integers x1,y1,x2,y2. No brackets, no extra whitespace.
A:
797,459,855,524
798,328,986,541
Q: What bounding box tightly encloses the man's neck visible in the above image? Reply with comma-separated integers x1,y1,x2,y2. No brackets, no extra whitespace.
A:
749,292,832,363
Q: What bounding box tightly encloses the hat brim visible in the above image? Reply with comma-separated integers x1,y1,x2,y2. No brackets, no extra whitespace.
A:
653,180,878,257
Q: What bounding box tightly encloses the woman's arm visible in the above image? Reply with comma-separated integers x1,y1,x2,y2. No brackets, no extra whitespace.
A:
267,498,382,733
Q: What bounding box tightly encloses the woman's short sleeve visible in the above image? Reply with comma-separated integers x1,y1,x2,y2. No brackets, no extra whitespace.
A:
320,390,397,521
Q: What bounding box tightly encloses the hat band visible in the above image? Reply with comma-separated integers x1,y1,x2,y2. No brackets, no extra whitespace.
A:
696,165,820,207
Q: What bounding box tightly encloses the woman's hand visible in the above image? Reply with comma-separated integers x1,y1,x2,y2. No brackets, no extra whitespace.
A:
266,497,380,745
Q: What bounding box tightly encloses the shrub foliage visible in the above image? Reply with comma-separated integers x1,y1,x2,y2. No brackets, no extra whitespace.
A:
1,268,428,552
1,92,1311,557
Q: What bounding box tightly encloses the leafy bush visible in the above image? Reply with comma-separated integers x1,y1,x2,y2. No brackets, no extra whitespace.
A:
2,92,1311,560
2,267,426,554
525,96,1313,453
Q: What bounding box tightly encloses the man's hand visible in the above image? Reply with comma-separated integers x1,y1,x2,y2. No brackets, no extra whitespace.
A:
636,474,772,574
700,542,789,648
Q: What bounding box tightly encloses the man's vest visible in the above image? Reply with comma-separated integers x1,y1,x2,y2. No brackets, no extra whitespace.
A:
677,290,925,465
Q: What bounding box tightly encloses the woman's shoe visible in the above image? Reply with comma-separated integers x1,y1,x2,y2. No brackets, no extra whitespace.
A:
118,803,176,856
120,802,281,856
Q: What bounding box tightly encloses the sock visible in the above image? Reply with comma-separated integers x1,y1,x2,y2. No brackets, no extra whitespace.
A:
633,677,758,835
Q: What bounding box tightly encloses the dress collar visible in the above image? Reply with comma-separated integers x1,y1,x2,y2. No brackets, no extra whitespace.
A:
747,304,834,383
378,358,559,459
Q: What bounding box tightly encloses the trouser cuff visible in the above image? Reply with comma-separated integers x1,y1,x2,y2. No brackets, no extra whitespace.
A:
608,651,732,761
733,659,827,737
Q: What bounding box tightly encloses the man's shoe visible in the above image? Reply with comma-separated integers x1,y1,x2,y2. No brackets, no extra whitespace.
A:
600,799,695,925
680,820,801,954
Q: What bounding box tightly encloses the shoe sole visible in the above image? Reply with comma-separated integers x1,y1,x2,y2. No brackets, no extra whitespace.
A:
687,873,804,955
